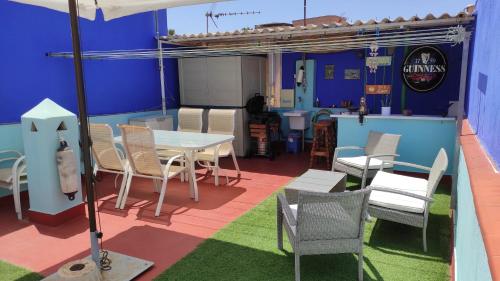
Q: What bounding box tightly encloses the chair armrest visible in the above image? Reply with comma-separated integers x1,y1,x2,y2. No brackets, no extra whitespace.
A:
367,153,399,160
0,150,23,157
115,146,126,160
164,154,186,172
378,160,431,172
333,146,365,162
277,193,296,226
11,156,26,186
335,146,364,152
369,186,434,202
366,154,399,167
0,158,20,165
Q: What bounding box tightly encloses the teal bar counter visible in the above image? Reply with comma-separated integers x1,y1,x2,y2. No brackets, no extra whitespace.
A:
331,114,456,175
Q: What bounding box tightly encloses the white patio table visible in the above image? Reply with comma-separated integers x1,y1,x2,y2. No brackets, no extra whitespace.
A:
114,130,234,202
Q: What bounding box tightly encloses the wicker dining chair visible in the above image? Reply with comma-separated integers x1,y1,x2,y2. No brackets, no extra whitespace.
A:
332,130,401,188
0,150,27,220
367,148,448,252
119,125,187,216
89,123,129,207
277,188,372,281
196,109,240,186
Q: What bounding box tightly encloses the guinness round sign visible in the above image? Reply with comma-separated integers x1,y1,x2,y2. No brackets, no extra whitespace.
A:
402,46,447,92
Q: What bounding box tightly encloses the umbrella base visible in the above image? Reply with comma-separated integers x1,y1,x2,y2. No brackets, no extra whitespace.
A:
42,251,154,281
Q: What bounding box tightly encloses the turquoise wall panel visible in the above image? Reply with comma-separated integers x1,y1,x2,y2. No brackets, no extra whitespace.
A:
455,149,492,281
336,116,456,174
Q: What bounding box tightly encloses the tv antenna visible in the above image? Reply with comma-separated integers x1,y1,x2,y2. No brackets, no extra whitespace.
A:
205,4,260,33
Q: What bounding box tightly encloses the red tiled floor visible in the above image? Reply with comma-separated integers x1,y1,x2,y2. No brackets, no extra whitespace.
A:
0,152,310,279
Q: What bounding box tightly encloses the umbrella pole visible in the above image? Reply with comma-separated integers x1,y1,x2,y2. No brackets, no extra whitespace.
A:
68,0,100,264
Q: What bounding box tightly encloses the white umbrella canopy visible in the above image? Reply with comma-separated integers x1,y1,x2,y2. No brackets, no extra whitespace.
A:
100,0,230,21
11,0,97,20
10,0,231,21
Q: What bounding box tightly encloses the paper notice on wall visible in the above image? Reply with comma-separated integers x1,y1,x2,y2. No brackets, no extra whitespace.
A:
366,56,392,67
280,89,295,108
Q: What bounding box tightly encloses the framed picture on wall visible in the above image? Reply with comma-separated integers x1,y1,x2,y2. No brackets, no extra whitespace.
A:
325,65,334,79
344,69,360,80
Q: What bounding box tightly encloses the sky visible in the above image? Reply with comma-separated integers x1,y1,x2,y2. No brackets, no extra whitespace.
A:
167,0,473,35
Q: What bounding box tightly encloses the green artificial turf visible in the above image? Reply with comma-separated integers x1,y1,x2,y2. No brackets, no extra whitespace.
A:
0,260,43,281
156,181,451,281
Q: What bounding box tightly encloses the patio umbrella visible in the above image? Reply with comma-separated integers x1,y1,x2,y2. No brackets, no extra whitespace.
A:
11,0,229,20
10,0,232,267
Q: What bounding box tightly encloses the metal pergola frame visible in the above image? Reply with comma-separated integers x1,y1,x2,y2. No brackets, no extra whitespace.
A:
49,15,473,211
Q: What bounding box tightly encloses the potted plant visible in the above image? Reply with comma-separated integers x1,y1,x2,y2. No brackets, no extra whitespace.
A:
381,93,392,116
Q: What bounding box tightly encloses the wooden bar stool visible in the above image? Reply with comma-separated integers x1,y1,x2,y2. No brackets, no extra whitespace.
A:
310,120,334,169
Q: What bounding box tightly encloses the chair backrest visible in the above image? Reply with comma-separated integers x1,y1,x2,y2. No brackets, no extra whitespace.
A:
89,124,125,172
178,108,203,133
119,125,163,177
426,148,448,198
364,131,401,160
207,109,236,135
296,189,372,242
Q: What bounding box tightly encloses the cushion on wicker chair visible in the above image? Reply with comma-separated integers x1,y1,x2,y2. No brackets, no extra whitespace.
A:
0,168,13,184
369,171,428,213
289,204,298,218
337,156,385,169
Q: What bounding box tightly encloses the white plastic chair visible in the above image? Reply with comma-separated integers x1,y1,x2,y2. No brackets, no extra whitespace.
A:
157,108,204,181
0,150,27,220
367,148,448,252
177,107,204,133
89,123,129,206
333,131,401,188
196,109,241,186
119,125,187,216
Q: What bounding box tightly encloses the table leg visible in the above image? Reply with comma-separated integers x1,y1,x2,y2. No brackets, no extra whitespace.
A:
186,150,199,202
302,129,305,152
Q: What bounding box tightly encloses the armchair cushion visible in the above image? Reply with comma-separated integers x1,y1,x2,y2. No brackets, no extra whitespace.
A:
337,156,385,170
369,171,428,213
289,204,298,218
0,168,13,185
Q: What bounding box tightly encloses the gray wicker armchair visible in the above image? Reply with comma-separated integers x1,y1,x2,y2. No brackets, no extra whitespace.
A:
367,148,448,252
333,131,401,188
277,189,372,281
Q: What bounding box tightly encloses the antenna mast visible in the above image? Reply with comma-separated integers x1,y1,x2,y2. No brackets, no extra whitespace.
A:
205,10,261,33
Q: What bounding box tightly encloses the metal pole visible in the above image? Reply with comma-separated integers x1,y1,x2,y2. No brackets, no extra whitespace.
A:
155,11,167,116
452,31,471,210
68,0,100,263
301,0,307,91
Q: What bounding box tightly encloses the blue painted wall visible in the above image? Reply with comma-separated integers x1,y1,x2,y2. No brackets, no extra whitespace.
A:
0,3,179,124
465,0,500,168
454,149,492,281
282,44,463,116
335,116,456,175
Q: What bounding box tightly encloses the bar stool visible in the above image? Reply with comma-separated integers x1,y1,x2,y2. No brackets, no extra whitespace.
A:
309,120,334,169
